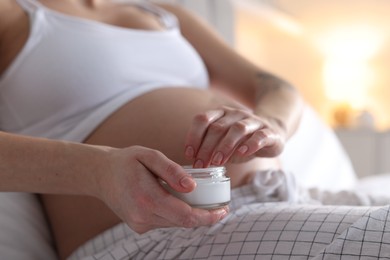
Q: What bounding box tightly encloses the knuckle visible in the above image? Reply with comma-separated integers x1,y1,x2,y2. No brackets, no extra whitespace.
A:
131,222,153,234
182,215,198,228
238,107,252,114
246,132,266,149
231,121,248,134
248,138,262,149
220,105,235,113
221,140,236,151
134,194,154,212
138,148,163,163
209,212,221,225
155,189,171,204
254,130,267,141
194,113,212,125
148,149,164,160
164,162,182,179
272,145,284,156
209,122,226,134
131,145,143,152
197,145,214,157
180,210,199,228
129,211,148,226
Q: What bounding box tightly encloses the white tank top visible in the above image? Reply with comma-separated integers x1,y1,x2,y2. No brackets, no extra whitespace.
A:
0,0,209,142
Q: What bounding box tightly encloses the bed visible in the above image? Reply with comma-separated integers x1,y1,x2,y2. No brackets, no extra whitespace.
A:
2,1,390,259
2,105,389,260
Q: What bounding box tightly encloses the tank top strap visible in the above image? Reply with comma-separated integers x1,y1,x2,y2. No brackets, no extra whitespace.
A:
138,2,178,29
15,0,42,13
113,0,178,29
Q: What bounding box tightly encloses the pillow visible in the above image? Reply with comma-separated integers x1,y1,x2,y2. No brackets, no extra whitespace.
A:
355,173,390,197
0,192,57,260
280,105,357,191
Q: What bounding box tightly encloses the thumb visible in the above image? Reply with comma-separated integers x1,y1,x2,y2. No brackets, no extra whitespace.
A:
136,147,196,193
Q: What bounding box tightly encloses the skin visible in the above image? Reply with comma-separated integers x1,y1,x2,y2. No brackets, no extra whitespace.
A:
0,0,304,259
0,133,227,230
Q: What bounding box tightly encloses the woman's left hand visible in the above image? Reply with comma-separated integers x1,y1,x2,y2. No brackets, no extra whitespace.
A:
184,106,286,168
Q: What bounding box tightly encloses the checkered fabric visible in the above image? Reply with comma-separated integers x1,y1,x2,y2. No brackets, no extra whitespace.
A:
69,175,390,260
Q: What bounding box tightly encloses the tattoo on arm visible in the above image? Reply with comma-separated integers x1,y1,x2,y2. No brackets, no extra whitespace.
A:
255,71,298,133
255,71,294,100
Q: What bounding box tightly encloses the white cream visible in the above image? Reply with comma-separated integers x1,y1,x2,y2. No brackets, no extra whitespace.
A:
161,166,231,209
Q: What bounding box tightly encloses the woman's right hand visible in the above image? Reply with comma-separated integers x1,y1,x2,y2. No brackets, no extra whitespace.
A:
184,106,285,168
95,145,229,234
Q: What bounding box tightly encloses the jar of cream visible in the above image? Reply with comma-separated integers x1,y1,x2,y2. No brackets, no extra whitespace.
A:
161,166,230,209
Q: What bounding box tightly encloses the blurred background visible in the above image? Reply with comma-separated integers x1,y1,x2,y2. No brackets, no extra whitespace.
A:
234,0,390,130
166,0,390,178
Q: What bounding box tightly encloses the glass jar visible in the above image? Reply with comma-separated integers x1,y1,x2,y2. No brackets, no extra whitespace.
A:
161,166,230,209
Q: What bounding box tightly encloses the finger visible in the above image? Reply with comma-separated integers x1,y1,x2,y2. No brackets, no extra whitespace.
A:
136,147,195,193
129,213,173,234
126,174,193,232
151,172,230,227
194,111,247,168
211,118,263,165
128,174,228,232
179,207,229,228
143,206,229,231
184,109,224,160
154,194,230,228
236,128,277,157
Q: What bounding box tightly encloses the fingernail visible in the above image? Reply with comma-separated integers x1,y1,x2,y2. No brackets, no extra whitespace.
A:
238,145,248,155
215,208,228,221
180,176,195,189
194,159,203,168
212,152,223,165
185,146,194,158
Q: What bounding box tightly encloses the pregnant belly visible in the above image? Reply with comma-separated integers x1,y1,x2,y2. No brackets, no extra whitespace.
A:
84,87,280,187
42,87,280,259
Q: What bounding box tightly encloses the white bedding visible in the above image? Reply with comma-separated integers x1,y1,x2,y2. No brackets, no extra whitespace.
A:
68,175,390,260
280,106,357,191
69,204,390,260
0,193,57,260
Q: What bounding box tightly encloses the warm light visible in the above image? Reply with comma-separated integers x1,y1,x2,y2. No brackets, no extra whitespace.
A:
323,58,374,109
318,25,383,119
233,0,303,35
317,25,384,61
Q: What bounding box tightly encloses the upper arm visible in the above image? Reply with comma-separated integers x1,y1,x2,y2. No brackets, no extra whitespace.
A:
157,4,259,103
0,1,15,23
0,1,20,44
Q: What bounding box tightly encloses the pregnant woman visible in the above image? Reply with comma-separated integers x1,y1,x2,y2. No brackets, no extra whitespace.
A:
0,0,303,259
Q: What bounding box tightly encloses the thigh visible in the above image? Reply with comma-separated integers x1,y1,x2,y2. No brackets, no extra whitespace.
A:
69,201,384,260
41,87,280,259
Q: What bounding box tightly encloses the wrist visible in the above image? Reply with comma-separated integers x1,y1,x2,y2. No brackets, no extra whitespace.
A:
254,109,288,137
79,144,116,199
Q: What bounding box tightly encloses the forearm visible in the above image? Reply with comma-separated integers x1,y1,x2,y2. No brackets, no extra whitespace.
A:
159,4,303,138
0,131,110,196
252,71,304,139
